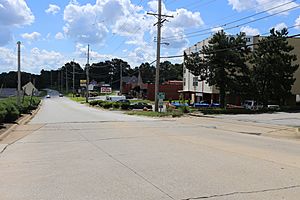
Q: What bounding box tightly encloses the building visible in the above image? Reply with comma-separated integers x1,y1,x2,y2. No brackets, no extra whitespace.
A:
183,35,300,105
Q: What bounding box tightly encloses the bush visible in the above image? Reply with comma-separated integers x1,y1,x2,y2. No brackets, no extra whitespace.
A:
1,101,20,122
120,103,131,110
89,100,99,106
0,103,8,124
97,100,105,107
179,106,190,113
112,102,120,109
102,102,113,109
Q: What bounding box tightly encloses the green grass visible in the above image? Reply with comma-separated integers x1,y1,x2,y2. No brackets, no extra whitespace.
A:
69,96,86,103
127,110,183,118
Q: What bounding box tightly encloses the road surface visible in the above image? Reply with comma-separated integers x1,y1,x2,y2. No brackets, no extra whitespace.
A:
1,94,300,199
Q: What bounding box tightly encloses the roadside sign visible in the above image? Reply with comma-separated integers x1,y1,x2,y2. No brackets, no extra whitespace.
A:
158,92,165,100
80,80,87,87
101,87,112,94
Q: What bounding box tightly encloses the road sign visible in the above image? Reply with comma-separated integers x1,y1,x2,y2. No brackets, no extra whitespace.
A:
158,92,165,100
101,87,112,94
80,80,87,87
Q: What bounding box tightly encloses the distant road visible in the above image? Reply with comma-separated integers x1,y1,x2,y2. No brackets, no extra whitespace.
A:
1,94,300,199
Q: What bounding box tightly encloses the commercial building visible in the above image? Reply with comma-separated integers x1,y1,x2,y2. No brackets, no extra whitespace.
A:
182,35,300,105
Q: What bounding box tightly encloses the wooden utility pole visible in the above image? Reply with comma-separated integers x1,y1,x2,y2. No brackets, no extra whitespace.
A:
86,44,90,103
72,60,75,96
17,41,21,107
147,0,173,111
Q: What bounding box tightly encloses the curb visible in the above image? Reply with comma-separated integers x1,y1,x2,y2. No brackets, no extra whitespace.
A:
0,101,42,142
188,113,215,118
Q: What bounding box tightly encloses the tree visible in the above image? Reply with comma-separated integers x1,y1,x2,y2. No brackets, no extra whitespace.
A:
184,30,250,108
250,28,299,106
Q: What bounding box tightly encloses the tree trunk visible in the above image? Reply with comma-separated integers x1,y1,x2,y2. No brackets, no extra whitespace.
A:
219,85,226,108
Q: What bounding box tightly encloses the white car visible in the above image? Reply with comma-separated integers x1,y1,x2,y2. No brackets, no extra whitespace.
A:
46,94,51,98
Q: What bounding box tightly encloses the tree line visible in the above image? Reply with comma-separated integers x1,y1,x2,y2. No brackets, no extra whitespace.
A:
0,59,183,91
184,28,299,108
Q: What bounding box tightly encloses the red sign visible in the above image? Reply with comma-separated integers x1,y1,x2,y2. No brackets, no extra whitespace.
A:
101,87,112,93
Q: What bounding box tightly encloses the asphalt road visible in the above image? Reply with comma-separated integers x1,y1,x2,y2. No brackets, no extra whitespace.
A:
1,94,300,200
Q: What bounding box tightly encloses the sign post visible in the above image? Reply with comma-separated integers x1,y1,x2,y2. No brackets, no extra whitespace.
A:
157,92,165,112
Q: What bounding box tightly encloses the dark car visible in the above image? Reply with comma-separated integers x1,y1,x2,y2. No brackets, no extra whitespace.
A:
130,102,152,110
117,99,130,104
59,93,63,97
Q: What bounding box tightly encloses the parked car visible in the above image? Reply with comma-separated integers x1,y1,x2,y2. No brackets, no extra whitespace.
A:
46,94,51,98
171,102,189,108
193,101,220,108
117,99,130,104
130,102,152,110
193,101,210,108
243,100,263,110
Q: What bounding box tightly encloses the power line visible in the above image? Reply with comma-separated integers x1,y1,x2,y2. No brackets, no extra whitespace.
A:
160,32,300,59
163,0,299,40
163,4,300,41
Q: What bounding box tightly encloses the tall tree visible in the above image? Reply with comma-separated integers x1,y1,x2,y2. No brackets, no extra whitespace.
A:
185,30,250,108
250,28,299,106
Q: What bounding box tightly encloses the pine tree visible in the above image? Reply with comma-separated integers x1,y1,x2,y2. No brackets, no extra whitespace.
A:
250,28,299,106
184,30,250,108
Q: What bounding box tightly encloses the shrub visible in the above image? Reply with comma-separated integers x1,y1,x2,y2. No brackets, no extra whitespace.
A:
97,100,105,107
2,101,20,122
112,102,120,109
120,103,131,110
0,103,7,124
179,106,190,113
89,100,99,106
102,102,113,109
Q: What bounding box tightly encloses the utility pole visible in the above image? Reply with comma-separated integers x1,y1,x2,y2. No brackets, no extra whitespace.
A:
17,41,21,107
61,70,63,92
148,0,173,112
86,44,90,103
65,67,68,93
120,63,123,95
50,70,53,89
72,60,75,96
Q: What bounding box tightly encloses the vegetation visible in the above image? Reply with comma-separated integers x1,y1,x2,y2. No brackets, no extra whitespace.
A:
0,96,41,124
184,30,250,108
127,111,183,118
185,29,299,108
250,28,299,106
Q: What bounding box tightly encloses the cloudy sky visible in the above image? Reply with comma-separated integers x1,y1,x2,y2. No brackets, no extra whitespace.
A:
0,0,300,74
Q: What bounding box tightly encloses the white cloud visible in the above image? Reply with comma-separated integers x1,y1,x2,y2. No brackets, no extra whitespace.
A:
0,47,66,73
55,32,64,40
45,4,60,15
21,32,41,41
273,22,287,31
228,0,298,15
0,0,34,46
0,47,16,72
240,26,260,35
295,16,300,29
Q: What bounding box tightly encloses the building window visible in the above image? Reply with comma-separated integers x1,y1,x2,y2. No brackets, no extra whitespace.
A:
183,78,186,86
193,77,198,86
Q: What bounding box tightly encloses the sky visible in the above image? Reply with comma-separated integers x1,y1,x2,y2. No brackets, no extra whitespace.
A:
0,0,300,74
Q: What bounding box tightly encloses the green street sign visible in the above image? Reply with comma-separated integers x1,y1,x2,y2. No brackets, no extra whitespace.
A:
158,92,165,100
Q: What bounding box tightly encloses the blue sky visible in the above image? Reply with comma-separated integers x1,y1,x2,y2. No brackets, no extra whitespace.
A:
0,0,300,74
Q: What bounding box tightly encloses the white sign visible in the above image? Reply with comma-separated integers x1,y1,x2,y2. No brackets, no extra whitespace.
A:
101,87,112,94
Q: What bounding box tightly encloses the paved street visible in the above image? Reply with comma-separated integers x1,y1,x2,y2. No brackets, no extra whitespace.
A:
1,95,300,199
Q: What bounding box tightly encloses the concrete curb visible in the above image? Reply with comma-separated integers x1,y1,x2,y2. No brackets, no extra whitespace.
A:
0,101,42,142
188,113,215,118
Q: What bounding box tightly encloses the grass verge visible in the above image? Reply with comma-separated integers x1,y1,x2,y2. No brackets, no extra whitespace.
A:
127,110,183,118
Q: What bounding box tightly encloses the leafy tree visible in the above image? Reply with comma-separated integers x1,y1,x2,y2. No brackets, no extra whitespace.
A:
184,30,250,108
250,28,299,106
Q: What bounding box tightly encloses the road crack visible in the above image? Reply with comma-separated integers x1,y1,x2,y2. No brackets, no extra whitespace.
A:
182,184,300,199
